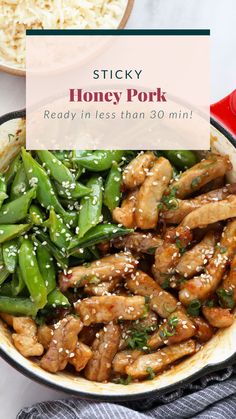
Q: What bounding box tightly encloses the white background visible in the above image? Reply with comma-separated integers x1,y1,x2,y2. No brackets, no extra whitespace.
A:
0,0,236,418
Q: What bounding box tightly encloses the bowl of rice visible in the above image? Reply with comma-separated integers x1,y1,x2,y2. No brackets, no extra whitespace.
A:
0,0,134,76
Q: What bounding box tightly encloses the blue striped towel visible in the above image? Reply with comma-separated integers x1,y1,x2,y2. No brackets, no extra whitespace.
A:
17,365,236,419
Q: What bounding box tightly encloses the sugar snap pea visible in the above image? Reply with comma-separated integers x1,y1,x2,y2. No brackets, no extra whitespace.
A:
104,163,122,212
0,224,31,244
0,296,37,316
163,151,198,170
44,209,73,250
0,176,8,209
36,245,56,294
11,267,26,296
19,239,47,309
69,223,133,252
32,230,68,270
29,204,46,225
73,150,124,171
47,288,70,308
22,149,76,226
10,164,28,199
54,180,90,200
5,154,21,187
0,187,36,224
37,150,90,199
77,176,103,238
2,239,18,273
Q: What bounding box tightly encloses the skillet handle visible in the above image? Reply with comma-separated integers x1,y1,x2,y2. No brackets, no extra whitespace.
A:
211,90,236,138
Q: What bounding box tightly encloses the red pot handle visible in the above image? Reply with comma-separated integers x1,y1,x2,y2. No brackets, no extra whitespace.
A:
211,90,236,138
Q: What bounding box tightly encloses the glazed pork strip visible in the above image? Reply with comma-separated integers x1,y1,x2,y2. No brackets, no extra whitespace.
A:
84,322,120,382
125,270,178,318
40,316,83,373
75,295,146,326
69,341,92,372
126,340,196,379
190,316,214,343
113,232,163,254
84,277,122,296
12,317,44,358
202,307,234,328
122,151,156,189
112,190,138,228
59,252,137,292
135,157,173,229
147,309,196,350
176,231,216,278
112,349,142,374
170,154,231,199
37,324,53,350
154,226,192,276
179,220,236,305
222,254,236,302
181,195,236,229
162,184,236,225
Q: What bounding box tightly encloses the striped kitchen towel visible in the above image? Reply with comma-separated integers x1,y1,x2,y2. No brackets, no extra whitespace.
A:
17,365,236,419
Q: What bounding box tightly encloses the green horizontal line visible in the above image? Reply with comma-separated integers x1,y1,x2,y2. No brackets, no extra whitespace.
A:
26,29,210,36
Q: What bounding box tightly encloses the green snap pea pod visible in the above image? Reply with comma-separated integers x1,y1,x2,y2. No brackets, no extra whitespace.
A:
0,187,36,224
69,223,133,252
29,204,46,225
2,239,18,273
32,230,68,270
47,288,70,308
54,181,90,200
0,176,8,209
44,209,73,250
0,296,37,316
73,150,124,171
21,149,76,226
104,163,122,212
5,154,22,187
77,176,103,238
36,244,56,294
19,239,47,309
0,224,31,244
37,150,90,199
51,150,71,161
10,164,28,199
11,267,26,296
162,151,198,170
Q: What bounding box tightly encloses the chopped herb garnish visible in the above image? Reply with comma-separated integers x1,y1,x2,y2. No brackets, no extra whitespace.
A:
168,315,179,328
88,276,100,285
144,295,151,304
175,238,186,255
146,367,155,380
205,299,214,308
118,375,132,385
146,247,156,255
217,288,234,309
8,133,15,142
161,277,170,289
162,187,179,210
126,324,156,350
187,299,201,316
219,246,227,254
191,176,201,189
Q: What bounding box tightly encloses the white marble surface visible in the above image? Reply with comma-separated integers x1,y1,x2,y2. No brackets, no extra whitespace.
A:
0,1,236,418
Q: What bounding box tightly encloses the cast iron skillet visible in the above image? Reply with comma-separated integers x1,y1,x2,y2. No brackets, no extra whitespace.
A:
0,91,236,401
